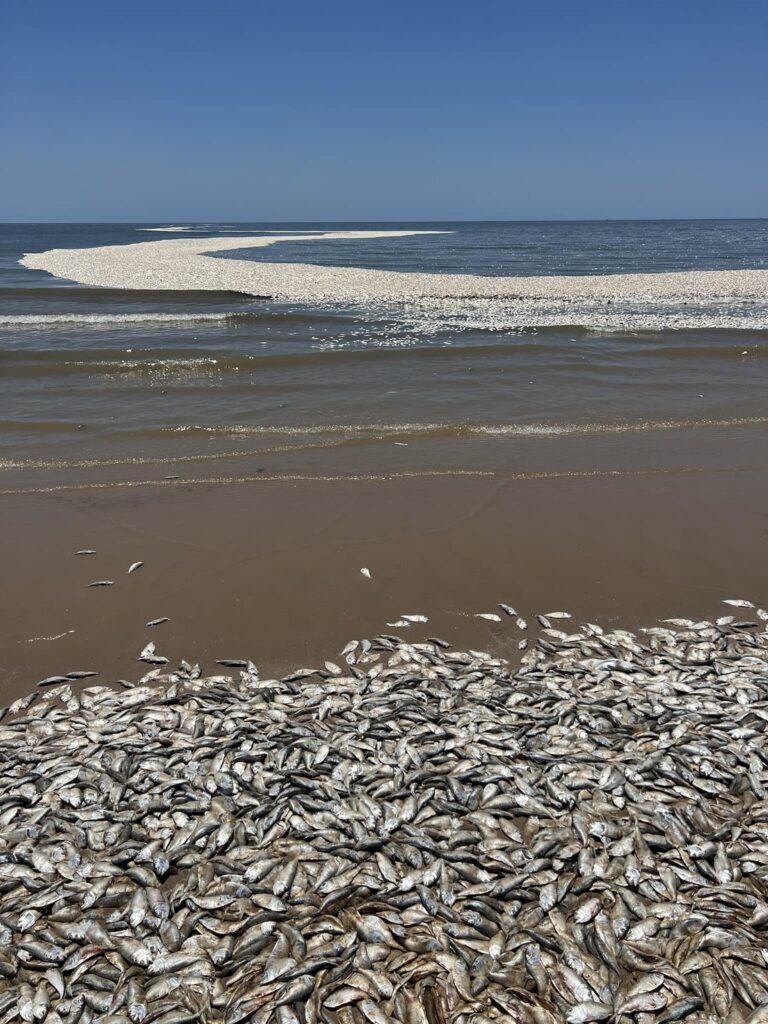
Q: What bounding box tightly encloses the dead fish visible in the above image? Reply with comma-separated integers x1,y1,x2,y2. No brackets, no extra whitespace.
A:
65,670,98,679
324,987,368,1009
128,562,144,574
659,997,704,1022
146,618,170,627
401,614,428,623
569,1007,618,1024
360,568,372,579
273,975,315,1007
566,1004,613,1023
75,550,96,555
139,643,168,665
3,602,768,1024
618,991,667,1015
216,659,249,668
36,676,69,687
475,613,502,622
88,580,114,587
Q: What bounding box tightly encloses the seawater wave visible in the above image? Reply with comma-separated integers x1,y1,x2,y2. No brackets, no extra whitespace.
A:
0,464,762,498
6,305,768,333
166,416,768,441
0,287,253,302
5,224,768,488
0,469,496,496
2,333,768,361
0,312,253,327
2,415,765,472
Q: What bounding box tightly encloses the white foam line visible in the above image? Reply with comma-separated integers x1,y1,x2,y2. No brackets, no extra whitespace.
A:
0,313,233,326
20,230,768,307
1,464,760,498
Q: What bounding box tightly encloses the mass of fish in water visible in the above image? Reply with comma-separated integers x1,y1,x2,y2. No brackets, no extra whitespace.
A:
3,602,768,1024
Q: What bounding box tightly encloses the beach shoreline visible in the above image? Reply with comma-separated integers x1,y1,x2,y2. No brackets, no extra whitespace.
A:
2,224,768,704
2,437,767,702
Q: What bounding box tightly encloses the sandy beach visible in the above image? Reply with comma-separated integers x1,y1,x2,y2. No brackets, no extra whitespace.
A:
2,422,767,701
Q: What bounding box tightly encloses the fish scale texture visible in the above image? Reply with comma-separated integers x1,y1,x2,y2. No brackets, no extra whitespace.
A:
2,614,768,1024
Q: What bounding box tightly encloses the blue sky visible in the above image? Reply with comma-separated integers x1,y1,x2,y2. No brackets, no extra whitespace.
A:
1,0,766,221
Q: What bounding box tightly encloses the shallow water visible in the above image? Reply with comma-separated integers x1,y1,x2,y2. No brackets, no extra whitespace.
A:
2,221,768,482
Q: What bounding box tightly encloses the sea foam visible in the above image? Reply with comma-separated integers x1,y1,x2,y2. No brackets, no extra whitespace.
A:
0,313,236,327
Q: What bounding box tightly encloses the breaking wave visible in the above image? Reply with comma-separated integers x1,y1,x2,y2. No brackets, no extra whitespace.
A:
0,312,248,327
165,416,768,441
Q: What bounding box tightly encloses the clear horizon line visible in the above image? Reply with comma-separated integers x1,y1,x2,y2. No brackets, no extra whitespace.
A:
2,215,767,226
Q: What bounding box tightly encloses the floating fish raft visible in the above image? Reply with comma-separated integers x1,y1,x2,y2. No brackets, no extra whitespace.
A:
3,607,768,1024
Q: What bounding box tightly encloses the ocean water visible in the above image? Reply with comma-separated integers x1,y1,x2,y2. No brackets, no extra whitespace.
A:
218,219,768,276
1,221,767,489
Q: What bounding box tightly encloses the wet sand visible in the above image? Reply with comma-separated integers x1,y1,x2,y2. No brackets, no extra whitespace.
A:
2,441,767,702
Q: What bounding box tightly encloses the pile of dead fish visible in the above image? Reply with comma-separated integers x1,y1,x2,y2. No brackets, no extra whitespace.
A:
3,604,768,1024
